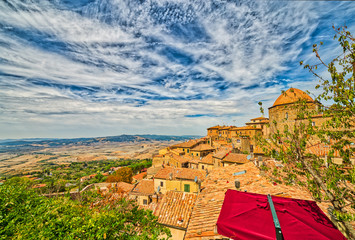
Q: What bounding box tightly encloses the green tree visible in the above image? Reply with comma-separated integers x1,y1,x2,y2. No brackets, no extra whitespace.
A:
0,178,171,239
106,167,133,183
258,26,354,238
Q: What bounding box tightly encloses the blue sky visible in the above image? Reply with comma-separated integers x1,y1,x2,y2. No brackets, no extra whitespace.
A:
0,0,354,139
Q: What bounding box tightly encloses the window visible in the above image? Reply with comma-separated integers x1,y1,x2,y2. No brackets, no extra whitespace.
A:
237,139,241,143
312,121,316,126
184,184,190,192
160,181,163,187
187,149,190,153
143,199,147,205
202,165,205,170
285,112,288,119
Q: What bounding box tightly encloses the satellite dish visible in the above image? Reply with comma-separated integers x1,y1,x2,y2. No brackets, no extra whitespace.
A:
247,155,251,160
194,176,198,182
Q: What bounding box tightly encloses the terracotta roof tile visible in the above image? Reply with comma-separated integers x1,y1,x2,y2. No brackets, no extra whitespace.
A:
207,125,221,130
94,182,134,193
306,142,355,158
130,179,155,196
172,139,204,148
155,167,206,182
201,153,214,165
154,191,197,229
250,116,269,121
132,172,147,181
185,163,326,239
232,126,262,131
222,153,249,164
191,144,215,152
272,88,314,108
154,167,175,179
213,147,232,159
175,168,206,181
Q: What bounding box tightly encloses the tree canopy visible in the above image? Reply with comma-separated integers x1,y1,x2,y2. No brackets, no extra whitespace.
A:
0,178,171,239
257,26,354,238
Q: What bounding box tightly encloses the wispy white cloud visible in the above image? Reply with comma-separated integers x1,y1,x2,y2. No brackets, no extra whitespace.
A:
0,0,354,138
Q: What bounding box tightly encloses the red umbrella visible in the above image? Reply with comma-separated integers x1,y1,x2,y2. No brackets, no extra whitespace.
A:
217,189,347,240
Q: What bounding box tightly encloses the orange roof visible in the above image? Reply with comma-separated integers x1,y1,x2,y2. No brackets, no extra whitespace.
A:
172,139,203,148
213,147,232,159
175,168,206,181
130,179,155,196
306,142,355,158
232,126,262,131
191,144,215,152
271,88,314,108
185,163,322,239
169,152,193,163
154,191,197,229
94,182,134,193
222,153,249,164
250,116,269,121
154,167,206,181
200,153,214,165
154,167,175,179
132,172,147,181
207,125,221,130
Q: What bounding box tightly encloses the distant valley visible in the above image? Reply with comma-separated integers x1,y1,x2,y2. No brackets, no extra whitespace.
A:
0,134,201,177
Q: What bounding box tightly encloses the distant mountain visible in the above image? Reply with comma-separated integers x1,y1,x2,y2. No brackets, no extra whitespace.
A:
0,134,202,153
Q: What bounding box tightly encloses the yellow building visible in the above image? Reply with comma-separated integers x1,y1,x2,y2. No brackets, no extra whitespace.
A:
154,167,206,194
268,88,318,134
129,179,155,206
207,125,221,140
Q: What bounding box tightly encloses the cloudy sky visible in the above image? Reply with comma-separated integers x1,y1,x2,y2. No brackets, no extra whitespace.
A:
0,0,354,139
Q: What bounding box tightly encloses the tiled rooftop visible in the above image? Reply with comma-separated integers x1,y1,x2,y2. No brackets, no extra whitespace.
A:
93,182,134,193
130,179,155,196
172,139,204,148
154,167,175,179
132,172,147,181
250,116,269,121
175,168,206,181
154,167,206,182
232,126,262,131
306,142,355,158
222,153,249,164
191,144,215,152
200,153,214,165
207,125,221,130
154,191,197,229
213,147,232,159
185,162,324,240
272,88,314,108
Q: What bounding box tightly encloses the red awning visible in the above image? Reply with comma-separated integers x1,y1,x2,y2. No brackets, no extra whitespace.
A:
217,189,347,240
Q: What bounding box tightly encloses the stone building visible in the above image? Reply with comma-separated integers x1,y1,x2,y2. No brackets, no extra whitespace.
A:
268,88,319,134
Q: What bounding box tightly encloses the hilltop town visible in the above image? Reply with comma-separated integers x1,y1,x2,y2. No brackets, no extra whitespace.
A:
95,88,353,239
1,88,353,239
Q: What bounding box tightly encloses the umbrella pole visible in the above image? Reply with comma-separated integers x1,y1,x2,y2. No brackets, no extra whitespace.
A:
267,194,284,240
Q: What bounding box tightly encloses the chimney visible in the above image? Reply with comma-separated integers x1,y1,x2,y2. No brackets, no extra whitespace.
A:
152,193,158,204
235,180,240,189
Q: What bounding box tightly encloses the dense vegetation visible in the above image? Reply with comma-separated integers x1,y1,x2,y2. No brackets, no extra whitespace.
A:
0,178,171,239
3,159,152,194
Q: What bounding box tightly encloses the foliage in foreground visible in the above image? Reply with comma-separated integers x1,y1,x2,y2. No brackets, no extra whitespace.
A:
257,26,355,238
0,178,170,240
